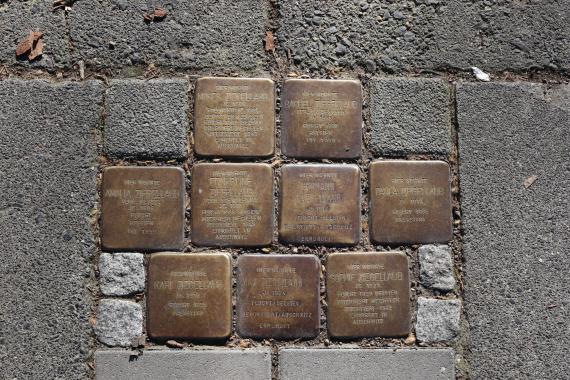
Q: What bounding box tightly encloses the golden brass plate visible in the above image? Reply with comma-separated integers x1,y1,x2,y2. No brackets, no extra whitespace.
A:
281,79,362,158
147,252,232,340
194,77,275,157
236,254,320,339
369,160,452,244
326,251,410,338
100,166,185,251
279,164,360,245
191,163,273,246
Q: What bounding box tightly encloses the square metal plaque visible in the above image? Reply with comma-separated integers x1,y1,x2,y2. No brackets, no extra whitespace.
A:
100,166,185,251
326,252,410,338
236,254,320,339
191,163,273,246
279,164,360,245
281,79,362,158
194,77,275,157
147,252,232,340
369,160,452,244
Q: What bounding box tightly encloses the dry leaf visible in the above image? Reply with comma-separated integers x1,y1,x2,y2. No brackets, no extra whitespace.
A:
16,36,33,57
144,8,167,22
28,39,44,61
523,175,538,189
264,31,275,52
16,31,44,60
153,8,167,19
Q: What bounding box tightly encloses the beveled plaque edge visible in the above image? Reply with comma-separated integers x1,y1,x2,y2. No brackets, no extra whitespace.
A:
281,79,363,159
190,163,274,247
368,160,453,244
278,164,361,246
193,77,276,158
100,166,186,252
325,251,411,338
146,251,233,340
235,254,321,339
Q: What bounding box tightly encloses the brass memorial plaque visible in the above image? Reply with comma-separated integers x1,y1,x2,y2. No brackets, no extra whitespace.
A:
369,160,452,244
147,252,232,340
191,163,273,246
236,254,320,339
281,79,362,158
100,166,185,251
326,252,410,338
279,164,360,245
194,77,275,157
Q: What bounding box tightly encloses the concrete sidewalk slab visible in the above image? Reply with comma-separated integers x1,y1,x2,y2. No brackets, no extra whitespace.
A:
0,79,103,379
95,349,272,380
458,82,569,379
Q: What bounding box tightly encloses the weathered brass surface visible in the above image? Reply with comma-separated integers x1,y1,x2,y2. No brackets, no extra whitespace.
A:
236,254,320,339
281,79,362,158
147,252,232,340
326,252,410,338
191,163,273,246
100,166,185,251
369,160,452,244
194,77,275,157
279,164,360,245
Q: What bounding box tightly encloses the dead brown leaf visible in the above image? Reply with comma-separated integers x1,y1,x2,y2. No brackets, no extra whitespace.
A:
153,8,167,19
16,36,33,57
523,175,538,189
28,39,44,61
16,31,44,61
264,31,275,52
144,8,168,22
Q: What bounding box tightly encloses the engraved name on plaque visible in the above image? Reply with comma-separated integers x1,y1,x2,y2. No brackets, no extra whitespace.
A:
194,77,275,157
100,166,185,251
279,164,360,245
236,255,320,339
369,160,452,244
147,252,232,340
191,163,273,246
281,79,362,158
326,252,410,338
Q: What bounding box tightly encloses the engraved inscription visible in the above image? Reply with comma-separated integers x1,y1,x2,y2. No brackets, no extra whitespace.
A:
194,78,275,157
191,163,273,246
370,160,452,244
281,79,362,158
101,167,184,251
104,181,179,237
147,253,232,339
327,252,410,338
236,255,320,339
279,164,360,245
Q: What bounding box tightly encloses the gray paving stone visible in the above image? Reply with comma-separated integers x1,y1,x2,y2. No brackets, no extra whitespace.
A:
279,348,454,380
458,82,569,379
0,79,102,379
69,0,267,70
278,1,569,72
0,0,69,69
415,298,461,343
419,245,455,291
369,78,451,155
95,299,143,347
105,79,188,159
95,349,272,380
99,252,145,296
